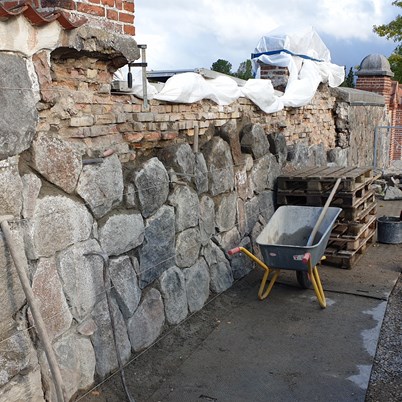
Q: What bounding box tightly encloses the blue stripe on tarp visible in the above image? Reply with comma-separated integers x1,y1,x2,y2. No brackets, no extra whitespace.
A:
251,49,324,62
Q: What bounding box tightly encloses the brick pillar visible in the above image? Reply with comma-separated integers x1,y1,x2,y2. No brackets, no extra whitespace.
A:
3,0,136,35
355,75,393,106
258,62,289,91
355,54,399,161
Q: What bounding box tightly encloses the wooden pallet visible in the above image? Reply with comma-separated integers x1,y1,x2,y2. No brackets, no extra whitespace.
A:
277,166,378,269
331,205,377,237
324,228,376,269
278,166,374,193
328,216,377,251
338,191,376,221
277,184,375,208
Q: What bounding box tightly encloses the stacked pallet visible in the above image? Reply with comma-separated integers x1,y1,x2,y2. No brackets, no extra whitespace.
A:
277,166,378,269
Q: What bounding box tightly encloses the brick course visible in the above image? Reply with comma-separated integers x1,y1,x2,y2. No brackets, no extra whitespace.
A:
35,53,346,164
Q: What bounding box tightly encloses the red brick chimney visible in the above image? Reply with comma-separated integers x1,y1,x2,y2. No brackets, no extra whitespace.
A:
2,0,135,35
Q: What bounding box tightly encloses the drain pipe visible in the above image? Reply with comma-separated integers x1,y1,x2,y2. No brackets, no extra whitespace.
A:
0,216,66,402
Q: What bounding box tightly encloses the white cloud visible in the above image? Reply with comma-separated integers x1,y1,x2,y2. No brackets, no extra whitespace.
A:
135,0,400,70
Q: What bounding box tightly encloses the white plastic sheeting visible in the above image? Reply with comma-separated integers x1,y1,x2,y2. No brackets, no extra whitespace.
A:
154,73,242,105
119,26,345,114
250,26,345,112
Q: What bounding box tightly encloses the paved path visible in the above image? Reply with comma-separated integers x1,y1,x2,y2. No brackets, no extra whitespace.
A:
80,200,401,402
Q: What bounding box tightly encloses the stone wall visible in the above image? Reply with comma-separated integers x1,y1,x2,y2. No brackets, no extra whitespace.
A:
331,87,390,167
0,31,391,401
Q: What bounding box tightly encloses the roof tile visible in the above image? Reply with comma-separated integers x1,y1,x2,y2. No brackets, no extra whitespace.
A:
0,1,87,29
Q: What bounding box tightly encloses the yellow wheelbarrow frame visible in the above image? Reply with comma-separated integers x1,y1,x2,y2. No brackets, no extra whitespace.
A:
228,247,326,308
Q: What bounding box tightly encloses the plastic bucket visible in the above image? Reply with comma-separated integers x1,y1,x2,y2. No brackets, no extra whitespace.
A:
377,216,402,244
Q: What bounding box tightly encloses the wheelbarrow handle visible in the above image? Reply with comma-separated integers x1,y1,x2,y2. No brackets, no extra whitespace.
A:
302,252,311,265
228,247,241,256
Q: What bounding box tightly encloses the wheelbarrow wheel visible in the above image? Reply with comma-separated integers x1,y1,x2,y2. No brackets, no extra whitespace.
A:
296,271,311,289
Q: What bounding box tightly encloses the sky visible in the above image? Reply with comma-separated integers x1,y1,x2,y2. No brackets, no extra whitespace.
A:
134,0,400,73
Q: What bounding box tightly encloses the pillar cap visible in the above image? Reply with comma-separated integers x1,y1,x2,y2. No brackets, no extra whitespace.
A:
356,54,394,77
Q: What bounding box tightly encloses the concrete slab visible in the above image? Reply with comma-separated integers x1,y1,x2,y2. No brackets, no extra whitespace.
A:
79,199,401,402
148,282,387,402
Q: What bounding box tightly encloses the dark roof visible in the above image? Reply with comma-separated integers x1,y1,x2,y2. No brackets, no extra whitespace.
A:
0,1,87,29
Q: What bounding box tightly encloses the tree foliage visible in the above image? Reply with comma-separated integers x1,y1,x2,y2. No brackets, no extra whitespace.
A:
389,45,402,82
211,59,233,75
211,59,254,80
236,60,253,80
373,1,402,82
373,1,402,42
340,67,355,88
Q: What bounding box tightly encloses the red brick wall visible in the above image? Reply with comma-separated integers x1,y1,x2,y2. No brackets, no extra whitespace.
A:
356,74,402,160
355,76,393,104
259,63,289,91
390,107,402,160
2,0,135,35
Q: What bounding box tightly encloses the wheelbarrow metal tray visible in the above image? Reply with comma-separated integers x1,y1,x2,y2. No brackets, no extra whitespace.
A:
256,206,342,271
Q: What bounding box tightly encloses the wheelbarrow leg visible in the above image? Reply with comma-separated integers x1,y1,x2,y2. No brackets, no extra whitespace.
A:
228,247,280,301
303,253,326,308
258,268,281,300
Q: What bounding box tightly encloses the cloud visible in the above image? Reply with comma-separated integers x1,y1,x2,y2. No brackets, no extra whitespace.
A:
135,0,400,70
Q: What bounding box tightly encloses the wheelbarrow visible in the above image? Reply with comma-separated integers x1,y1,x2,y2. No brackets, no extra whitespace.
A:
228,205,342,308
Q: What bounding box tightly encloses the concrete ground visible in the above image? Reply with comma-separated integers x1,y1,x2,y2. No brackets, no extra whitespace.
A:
79,200,401,402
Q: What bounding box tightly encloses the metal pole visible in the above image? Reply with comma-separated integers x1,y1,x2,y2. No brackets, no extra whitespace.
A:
138,44,148,111
373,126,378,170
193,125,199,153
0,217,66,402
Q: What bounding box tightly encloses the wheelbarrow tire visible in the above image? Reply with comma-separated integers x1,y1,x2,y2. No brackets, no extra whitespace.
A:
296,271,311,289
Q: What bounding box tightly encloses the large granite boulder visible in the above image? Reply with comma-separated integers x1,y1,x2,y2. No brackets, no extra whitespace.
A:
0,157,23,217
215,192,237,232
0,330,37,388
158,266,188,325
168,185,199,232
91,297,132,378
76,154,123,218
0,367,44,402
138,205,175,288
202,137,234,196
31,133,82,194
133,157,169,218
194,152,208,194
56,239,104,320
98,212,144,256
175,227,201,268
240,124,270,159
0,53,38,159
109,256,141,319
184,258,210,313
0,229,26,335
159,143,195,183
24,195,93,259
52,333,96,401
31,257,72,340
21,173,41,219
126,288,165,352
250,153,280,193
199,195,215,246
202,241,233,293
